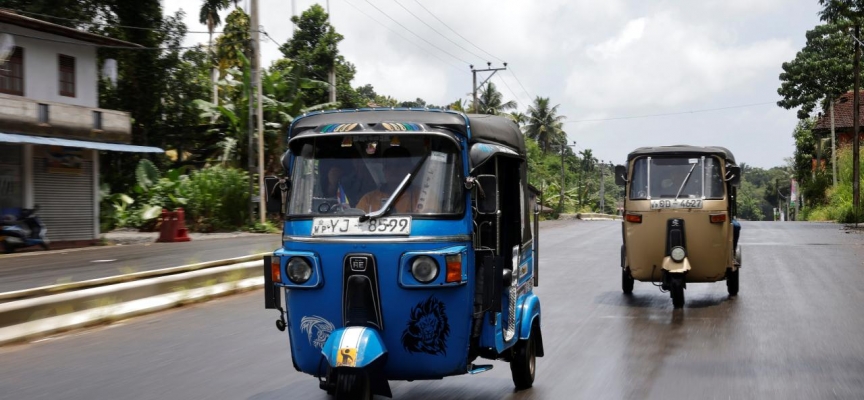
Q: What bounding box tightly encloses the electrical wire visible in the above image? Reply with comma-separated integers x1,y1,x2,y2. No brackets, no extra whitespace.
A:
359,0,471,66
391,0,486,62
342,0,469,74
409,0,503,64
4,31,245,50
563,101,777,123
508,68,534,102
492,74,523,109
2,7,242,34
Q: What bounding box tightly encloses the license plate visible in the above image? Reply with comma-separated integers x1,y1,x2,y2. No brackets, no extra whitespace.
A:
311,216,412,236
650,199,703,209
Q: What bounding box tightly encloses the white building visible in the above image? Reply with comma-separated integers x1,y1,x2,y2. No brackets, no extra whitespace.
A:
0,9,161,246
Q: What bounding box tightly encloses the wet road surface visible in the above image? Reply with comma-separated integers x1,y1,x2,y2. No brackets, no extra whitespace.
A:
1,221,864,399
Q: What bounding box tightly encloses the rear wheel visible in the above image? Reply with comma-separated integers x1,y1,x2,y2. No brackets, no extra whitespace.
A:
727,268,739,296
333,370,371,400
621,246,634,294
670,275,685,309
510,331,537,390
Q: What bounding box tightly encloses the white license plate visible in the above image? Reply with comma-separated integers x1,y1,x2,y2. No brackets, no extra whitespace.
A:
650,199,703,209
311,217,412,236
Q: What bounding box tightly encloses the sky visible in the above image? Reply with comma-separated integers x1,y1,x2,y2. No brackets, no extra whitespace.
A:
162,0,824,169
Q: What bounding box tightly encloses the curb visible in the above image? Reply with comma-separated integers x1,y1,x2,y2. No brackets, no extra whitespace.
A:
0,259,264,346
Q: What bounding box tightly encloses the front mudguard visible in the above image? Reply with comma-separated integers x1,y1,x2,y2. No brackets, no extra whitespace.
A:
518,293,544,357
321,326,388,369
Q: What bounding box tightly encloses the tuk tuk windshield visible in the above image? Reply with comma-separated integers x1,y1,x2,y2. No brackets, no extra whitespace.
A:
629,156,725,200
287,134,464,217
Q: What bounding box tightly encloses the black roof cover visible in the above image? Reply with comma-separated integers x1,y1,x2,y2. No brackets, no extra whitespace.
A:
627,145,736,165
289,109,525,155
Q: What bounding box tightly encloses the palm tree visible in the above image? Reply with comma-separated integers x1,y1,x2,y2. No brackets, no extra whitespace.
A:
524,97,566,154
477,82,517,115
200,0,230,104
448,98,469,112
507,111,527,127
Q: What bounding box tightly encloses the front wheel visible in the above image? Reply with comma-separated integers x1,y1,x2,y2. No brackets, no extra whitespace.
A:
727,268,739,296
334,370,371,400
670,275,685,309
510,332,537,390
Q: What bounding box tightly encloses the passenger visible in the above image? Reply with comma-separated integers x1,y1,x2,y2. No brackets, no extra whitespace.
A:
356,147,417,213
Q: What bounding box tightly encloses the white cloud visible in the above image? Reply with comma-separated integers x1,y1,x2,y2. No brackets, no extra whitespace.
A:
565,11,797,111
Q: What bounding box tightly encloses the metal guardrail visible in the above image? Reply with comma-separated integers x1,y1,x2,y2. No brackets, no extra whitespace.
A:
0,257,266,346
0,253,269,303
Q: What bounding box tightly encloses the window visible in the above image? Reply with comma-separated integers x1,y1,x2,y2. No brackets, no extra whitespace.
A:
92,111,102,130
58,55,75,97
38,103,49,123
0,46,24,96
629,156,725,200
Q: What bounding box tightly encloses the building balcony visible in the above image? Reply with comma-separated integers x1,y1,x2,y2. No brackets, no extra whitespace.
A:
0,93,131,144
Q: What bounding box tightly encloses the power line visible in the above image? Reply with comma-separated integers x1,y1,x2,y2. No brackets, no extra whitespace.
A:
4,8,239,34
342,0,469,74
6,31,245,50
409,0,504,64
564,101,777,123
493,74,523,109
359,0,472,66
508,68,534,102
391,0,486,62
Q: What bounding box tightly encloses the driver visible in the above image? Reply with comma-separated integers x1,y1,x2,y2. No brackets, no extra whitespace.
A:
356,146,417,213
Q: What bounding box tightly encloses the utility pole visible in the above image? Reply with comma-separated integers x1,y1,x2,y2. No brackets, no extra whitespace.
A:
855,24,862,226
327,0,336,104
471,62,507,113
252,0,265,225
831,100,837,187
599,161,607,214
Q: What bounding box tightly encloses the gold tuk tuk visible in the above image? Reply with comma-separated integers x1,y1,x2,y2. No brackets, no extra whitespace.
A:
615,145,742,308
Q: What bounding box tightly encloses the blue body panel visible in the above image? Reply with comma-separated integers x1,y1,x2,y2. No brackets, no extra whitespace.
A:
282,238,475,380
322,327,387,368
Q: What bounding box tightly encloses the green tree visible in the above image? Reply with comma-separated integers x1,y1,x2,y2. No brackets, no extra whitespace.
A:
215,8,251,74
524,97,565,154
778,22,853,119
477,82,517,115
199,0,230,103
279,4,360,108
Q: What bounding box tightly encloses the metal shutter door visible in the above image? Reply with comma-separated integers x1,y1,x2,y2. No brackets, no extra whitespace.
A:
33,158,94,241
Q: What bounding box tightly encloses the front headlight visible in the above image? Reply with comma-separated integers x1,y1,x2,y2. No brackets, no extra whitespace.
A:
670,246,686,262
287,257,312,284
411,256,439,283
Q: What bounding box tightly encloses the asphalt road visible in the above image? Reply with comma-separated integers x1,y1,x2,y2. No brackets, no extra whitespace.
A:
0,235,280,293
2,221,864,399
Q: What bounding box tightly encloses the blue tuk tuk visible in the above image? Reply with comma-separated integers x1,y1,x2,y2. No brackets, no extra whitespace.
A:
263,109,543,398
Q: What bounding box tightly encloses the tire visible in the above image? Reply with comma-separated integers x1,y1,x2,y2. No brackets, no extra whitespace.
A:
621,245,634,294
334,370,371,400
727,268,739,296
2,241,13,254
670,276,685,309
622,268,634,294
510,331,537,390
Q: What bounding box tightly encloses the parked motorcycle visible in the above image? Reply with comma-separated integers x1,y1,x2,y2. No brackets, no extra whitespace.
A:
1,206,49,254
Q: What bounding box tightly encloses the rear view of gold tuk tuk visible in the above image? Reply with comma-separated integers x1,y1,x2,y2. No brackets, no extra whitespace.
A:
615,145,742,308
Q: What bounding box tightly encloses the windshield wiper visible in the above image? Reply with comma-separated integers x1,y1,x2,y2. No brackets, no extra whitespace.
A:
675,163,697,200
358,152,430,222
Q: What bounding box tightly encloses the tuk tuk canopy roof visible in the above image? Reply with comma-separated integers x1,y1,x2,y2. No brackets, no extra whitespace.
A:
626,145,736,165
289,109,526,155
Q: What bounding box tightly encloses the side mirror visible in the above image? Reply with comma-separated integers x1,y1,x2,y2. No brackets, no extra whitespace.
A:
475,175,498,214
725,166,741,187
264,176,290,215
614,165,628,186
